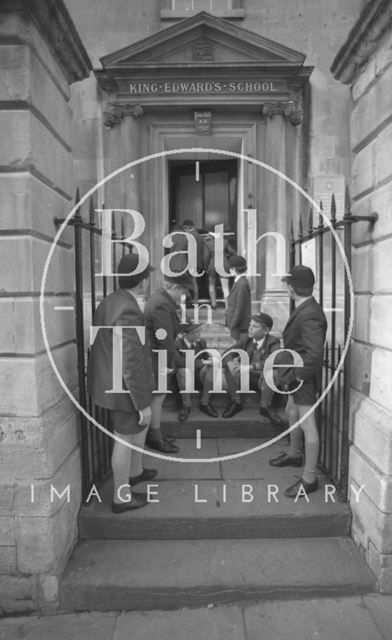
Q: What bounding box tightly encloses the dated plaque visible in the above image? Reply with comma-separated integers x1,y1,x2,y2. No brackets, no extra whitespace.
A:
194,110,212,135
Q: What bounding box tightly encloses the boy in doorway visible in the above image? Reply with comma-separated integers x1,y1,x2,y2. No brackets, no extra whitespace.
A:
226,255,251,340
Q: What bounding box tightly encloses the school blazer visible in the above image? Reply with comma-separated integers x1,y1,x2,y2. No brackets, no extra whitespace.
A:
223,333,281,372
226,275,251,333
87,288,153,412
144,288,181,372
279,296,327,390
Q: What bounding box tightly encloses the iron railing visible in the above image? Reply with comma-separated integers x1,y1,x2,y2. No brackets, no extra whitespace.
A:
56,191,129,500
289,188,377,499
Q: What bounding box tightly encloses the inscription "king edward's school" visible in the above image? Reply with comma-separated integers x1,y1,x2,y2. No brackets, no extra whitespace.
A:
129,80,283,95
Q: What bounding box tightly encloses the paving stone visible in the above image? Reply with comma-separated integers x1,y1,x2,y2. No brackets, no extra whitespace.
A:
243,597,384,640
112,607,245,640
0,613,117,640
364,594,392,640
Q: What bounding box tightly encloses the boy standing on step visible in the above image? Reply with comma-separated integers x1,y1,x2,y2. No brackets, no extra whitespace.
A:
87,254,156,513
226,255,251,340
269,265,327,499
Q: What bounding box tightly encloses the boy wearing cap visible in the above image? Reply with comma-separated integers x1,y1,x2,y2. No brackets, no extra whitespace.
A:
87,254,155,513
175,323,218,421
144,272,193,452
269,265,327,499
222,313,284,422
226,255,251,340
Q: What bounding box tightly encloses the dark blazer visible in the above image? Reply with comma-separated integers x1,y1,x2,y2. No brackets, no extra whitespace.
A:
87,288,153,412
226,275,251,333
279,296,327,400
167,229,206,275
167,231,188,273
144,288,181,373
174,336,208,370
204,236,236,275
223,333,281,372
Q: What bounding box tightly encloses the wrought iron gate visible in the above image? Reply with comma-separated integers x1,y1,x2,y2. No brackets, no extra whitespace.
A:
289,188,377,499
58,187,377,502
56,191,127,501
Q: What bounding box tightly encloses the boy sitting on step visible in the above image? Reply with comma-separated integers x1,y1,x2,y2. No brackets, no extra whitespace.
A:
175,323,219,422
221,313,286,426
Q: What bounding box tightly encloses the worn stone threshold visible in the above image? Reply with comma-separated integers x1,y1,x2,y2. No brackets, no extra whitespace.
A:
79,439,351,540
60,538,376,612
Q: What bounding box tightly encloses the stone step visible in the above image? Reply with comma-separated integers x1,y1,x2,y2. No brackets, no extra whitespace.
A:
60,537,376,612
161,406,287,438
79,439,351,541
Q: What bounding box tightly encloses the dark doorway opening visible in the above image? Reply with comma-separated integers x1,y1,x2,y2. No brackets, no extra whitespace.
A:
169,159,237,300
169,159,237,232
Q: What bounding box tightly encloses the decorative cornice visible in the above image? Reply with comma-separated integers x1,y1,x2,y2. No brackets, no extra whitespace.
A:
0,0,92,84
331,0,392,84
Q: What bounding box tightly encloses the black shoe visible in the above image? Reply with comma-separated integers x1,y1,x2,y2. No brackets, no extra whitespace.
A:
285,478,318,499
178,406,191,422
199,403,219,418
222,402,242,419
145,438,179,454
129,468,158,485
269,452,303,467
111,491,148,513
162,434,176,443
259,406,287,426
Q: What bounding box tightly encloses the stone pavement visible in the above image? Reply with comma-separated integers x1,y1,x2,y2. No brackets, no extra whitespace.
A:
1,595,391,640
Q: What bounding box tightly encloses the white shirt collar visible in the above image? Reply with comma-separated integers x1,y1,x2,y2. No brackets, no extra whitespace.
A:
183,336,193,348
234,273,246,283
254,337,265,349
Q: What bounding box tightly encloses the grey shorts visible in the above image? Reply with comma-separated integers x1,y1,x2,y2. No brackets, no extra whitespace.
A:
111,409,142,435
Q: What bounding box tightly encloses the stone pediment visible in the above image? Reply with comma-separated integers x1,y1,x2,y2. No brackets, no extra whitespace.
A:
96,12,312,105
100,12,306,69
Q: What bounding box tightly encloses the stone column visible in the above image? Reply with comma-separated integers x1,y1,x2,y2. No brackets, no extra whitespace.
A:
259,113,291,333
0,0,90,613
121,107,143,212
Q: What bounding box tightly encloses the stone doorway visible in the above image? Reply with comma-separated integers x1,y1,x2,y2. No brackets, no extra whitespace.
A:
169,158,238,300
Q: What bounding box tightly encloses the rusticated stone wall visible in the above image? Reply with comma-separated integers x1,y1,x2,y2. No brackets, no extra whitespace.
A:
0,0,90,613
332,0,392,593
